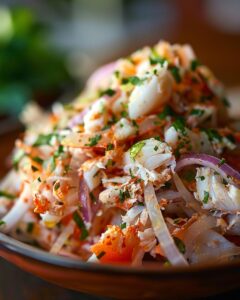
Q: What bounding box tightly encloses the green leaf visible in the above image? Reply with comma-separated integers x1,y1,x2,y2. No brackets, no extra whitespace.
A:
172,118,187,136
169,66,181,83
130,141,145,159
174,237,186,254
99,88,116,97
190,108,204,117
203,191,209,204
0,220,6,226
33,133,59,147
12,149,25,170
73,211,89,241
158,105,175,120
85,134,102,147
190,59,201,71
122,76,146,86
0,190,15,199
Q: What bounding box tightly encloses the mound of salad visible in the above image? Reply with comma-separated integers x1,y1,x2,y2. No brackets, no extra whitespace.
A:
1,41,240,267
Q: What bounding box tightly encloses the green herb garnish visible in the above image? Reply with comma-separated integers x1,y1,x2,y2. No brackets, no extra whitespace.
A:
172,118,187,136
158,105,175,120
203,191,209,204
169,66,181,83
106,143,114,151
27,222,34,233
120,223,127,230
122,76,146,86
119,189,130,203
190,109,204,117
85,134,102,147
73,211,89,240
12,149,25,170
0,190,15,200
190,59,201,71
99,88,116,97
32,156,44,164
33,133,59,147
0,220,6,226
129,141,145,159
174,237,186,254
218,158,226,166
149,55,167,66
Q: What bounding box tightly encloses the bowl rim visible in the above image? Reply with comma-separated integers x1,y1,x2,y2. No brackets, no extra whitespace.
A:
1,232,240,276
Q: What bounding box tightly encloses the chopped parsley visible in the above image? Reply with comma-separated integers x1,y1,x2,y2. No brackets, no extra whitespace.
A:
85,134,102,147
122,76,146,86
120,222,127,230
149,55,167,66
106,159,114,168
27,222,34,233
130,141,145,159
158,105,175,120
169,66,181,83
106,143,114,151
154,145,159,151
202,128,222,142
190,108,204,117
33,133,59,147
121,110,128,118
0,190,15,200
174,237,186,254
54,182,61,191
119,189,130,203
12,149,25,170
218,158,226,166
172,118,187,136
190,59,201,71
37,177,42,182
32,156,44,165
198,176,205,181
99,88,116,97
0,220,6,226
97,251,106,260
73,211,89,240
203,191,209,204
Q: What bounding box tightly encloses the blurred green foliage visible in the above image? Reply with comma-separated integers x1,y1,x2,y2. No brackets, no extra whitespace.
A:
0,6,73,116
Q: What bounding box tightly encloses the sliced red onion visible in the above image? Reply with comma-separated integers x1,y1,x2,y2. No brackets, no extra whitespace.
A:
87,62,117,90
144,183,188,266
176,153,240,188
79,178,101,223
79,177,92,223
68,108,89,128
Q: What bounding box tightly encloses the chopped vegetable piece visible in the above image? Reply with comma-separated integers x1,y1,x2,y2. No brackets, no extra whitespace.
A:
85,134,102,147
203,191,209,204
73,211,89,240
129,141,145,159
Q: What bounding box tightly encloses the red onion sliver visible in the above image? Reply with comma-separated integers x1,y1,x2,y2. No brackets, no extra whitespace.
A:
175,153,240,188
79,177,92,223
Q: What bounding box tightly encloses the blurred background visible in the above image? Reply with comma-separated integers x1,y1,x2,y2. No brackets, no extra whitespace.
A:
0,0,240,128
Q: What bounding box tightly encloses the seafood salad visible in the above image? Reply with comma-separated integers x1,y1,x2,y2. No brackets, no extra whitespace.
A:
1,40,240,267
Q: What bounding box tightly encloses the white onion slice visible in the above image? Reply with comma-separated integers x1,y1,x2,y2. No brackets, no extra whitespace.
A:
144,183,188,266
50,220,75,254
172,172,201,212
0,184,31,233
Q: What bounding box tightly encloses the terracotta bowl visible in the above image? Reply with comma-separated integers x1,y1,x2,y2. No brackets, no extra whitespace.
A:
1,127,240,300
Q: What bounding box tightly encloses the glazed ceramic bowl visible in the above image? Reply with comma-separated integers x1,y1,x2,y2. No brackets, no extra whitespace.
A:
1,127,240,300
